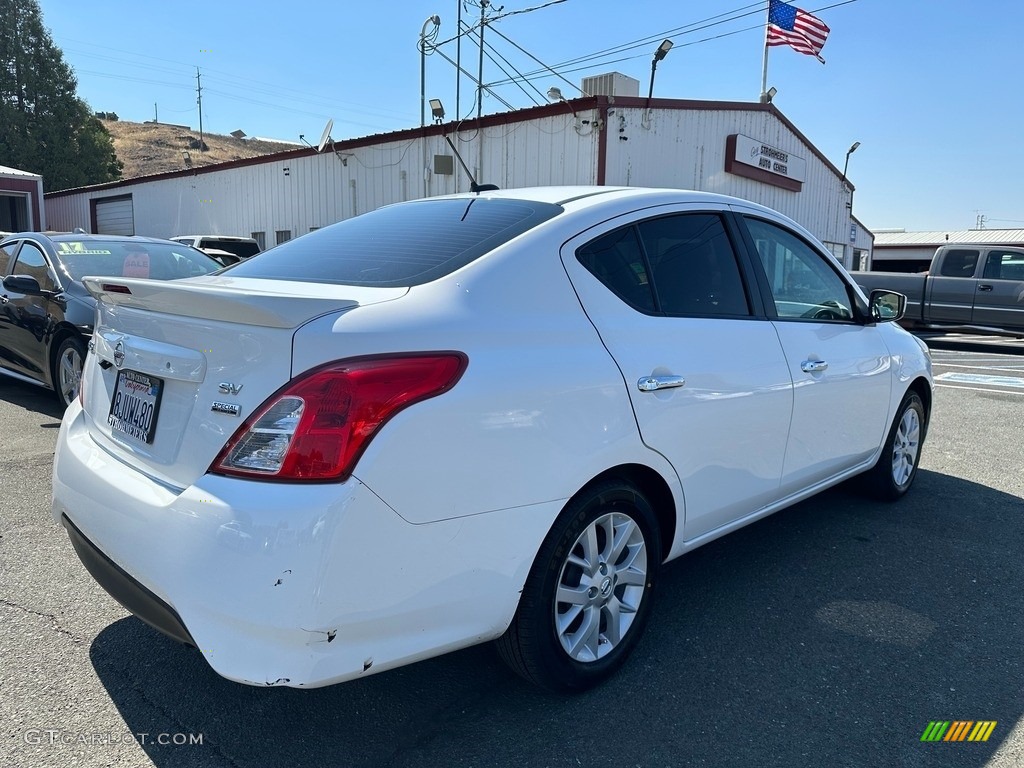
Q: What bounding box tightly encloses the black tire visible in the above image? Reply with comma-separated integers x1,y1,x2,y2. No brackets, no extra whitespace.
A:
52,335,86,408
862,390,927,501
496,480,661,693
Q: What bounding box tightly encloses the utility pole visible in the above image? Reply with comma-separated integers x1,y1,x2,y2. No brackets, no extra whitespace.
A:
456,0,462,120
196,67,205,151
154,103,158,123
476,0,488,121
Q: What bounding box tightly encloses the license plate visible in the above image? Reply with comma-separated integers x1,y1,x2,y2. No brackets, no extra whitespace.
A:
108,370,164,444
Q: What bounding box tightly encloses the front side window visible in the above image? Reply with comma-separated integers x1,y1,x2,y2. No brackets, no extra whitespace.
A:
10,242,57,291
745,217,853,321
0,241,16,275
983,250,1024,281
637,214,750,317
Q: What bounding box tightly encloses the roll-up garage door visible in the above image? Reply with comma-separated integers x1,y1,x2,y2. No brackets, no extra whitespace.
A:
93,195,134,235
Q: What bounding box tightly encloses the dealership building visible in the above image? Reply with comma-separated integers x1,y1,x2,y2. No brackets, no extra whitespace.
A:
44,75,873,270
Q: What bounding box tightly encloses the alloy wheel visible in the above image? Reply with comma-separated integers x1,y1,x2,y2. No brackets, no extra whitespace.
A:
554,511,649,663
891,406,921,487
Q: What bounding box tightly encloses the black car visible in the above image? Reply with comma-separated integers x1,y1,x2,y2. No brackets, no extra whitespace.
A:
0,232,222,407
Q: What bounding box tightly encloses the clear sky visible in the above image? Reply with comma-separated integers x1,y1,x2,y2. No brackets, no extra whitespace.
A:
37,0,1023,233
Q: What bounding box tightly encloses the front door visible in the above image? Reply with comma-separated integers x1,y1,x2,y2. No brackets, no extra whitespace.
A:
0,240,60,381
738,214,893,493
973,249,1024,331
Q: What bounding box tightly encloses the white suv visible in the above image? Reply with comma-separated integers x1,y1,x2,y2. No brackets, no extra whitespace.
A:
171,235,261,266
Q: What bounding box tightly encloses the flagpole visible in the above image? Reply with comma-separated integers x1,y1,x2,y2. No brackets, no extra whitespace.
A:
760,0,770,101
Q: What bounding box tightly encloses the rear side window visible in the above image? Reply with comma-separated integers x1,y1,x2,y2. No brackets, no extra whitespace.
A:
637,214,750,316
576,226,656,312
200,239,261,259
939,249,979,278
225,198,562,287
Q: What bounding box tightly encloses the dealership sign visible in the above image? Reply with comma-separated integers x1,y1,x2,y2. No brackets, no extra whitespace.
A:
725,134,805,191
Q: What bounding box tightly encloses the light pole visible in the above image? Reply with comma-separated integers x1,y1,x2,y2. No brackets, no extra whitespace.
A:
647,39,674,103
420,15,441,127
841,141,860,185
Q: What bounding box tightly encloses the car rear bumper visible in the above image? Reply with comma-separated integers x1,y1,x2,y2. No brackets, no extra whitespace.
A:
52,401,559,688
61,513,195,647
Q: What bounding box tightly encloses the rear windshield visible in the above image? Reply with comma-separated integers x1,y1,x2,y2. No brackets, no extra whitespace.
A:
224,197,563,287
53,240,223,281
200,239,261,259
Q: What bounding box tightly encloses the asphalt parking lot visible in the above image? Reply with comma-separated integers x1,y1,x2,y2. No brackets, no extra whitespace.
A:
2,336,1023,768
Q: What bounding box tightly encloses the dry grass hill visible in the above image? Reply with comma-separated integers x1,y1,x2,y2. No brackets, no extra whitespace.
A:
100,119,298,180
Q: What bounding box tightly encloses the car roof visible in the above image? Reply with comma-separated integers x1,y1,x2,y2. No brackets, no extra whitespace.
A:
2,232,182,245
423,185,782,216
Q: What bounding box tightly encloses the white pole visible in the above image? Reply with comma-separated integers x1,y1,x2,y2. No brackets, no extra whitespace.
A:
760,1,770,101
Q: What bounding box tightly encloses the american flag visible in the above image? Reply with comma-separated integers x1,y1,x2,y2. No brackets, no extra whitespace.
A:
767,0,830,63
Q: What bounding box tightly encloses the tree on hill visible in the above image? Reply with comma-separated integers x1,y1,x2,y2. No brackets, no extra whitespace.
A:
0,0,122,190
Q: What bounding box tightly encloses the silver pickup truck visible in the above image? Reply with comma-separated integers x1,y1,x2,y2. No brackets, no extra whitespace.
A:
853,244,1024,337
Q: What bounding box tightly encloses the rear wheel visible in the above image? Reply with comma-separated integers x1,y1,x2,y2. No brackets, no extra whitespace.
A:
497,480,661,692
863,390,926,500
53,336,86,408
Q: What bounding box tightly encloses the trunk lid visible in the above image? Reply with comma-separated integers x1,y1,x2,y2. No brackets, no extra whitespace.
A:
80,276,407,489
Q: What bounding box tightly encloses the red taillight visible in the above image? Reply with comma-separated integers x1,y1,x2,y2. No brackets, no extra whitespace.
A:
210,353,467,482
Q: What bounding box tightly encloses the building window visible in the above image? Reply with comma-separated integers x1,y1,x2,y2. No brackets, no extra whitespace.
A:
309,226,320,232
275,230,291,245
250,231,266,250
823,241,845,263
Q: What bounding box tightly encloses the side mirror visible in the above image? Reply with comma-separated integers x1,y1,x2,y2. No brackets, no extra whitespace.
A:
869,289,906,323
2,274,46,296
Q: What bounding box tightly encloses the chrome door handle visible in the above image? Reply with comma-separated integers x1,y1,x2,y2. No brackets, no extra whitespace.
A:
637,375,686,392
800,360,828,373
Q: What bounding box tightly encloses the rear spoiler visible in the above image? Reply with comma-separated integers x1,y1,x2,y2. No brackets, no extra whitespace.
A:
82,276,405,329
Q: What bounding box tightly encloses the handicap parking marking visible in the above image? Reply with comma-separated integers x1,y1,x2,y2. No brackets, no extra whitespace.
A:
935,372,1024,389
932,362,1024,374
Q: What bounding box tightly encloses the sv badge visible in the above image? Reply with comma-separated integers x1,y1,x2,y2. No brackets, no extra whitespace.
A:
218,382,243,395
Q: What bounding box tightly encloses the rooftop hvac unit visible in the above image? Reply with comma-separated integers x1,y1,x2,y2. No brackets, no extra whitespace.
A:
581,72,641,98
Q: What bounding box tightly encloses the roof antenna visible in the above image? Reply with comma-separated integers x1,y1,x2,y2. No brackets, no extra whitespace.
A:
430,98,499,194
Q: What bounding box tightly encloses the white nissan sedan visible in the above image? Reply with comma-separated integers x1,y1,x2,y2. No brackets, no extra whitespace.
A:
52,187,932,692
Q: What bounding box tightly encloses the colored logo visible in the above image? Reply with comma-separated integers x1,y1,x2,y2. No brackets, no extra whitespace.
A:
921,721,997,742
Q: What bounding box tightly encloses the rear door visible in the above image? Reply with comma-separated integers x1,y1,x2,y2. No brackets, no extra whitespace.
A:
926,248,980,324
972,248,1024,331
736,211,892,493
561,204,794,541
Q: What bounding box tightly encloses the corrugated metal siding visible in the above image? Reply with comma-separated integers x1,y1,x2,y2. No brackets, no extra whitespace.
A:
45,105,853,257
602,107,851,247
875,229,1024,246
